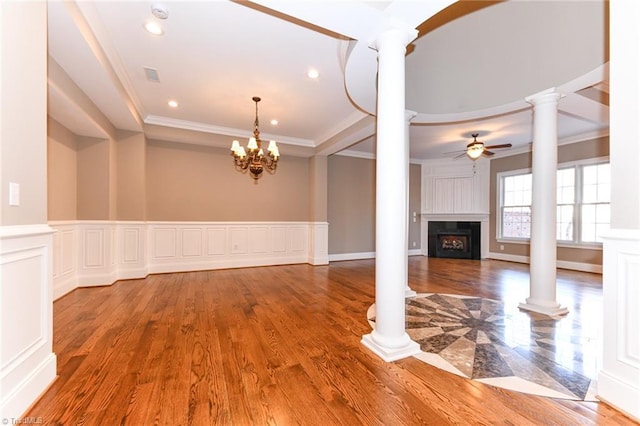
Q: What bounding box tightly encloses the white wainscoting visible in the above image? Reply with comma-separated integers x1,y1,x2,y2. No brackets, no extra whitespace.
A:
49,221,329,300
597,229,640,420
0,225,57,420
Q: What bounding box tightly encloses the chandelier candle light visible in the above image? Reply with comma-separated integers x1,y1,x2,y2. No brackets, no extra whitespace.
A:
230,96,280,181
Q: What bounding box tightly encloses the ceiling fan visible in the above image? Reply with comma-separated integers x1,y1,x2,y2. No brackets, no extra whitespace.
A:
455,133,512,160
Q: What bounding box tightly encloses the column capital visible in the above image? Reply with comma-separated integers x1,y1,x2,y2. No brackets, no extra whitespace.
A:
369,25,418,51
525,87,564,106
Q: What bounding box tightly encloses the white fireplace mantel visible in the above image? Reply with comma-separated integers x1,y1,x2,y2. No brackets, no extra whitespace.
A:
420,159,491,259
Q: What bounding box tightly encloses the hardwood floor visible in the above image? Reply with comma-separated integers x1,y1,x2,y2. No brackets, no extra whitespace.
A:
26,257,635,425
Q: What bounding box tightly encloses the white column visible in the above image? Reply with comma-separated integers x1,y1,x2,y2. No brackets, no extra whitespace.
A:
361,27,421,362
405,110,417,298
518,88,568,316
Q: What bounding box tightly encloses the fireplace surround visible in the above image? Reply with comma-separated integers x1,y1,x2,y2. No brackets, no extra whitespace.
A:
428,221,481,260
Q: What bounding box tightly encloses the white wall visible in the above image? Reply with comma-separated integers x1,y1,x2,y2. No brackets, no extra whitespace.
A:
597,0,640,419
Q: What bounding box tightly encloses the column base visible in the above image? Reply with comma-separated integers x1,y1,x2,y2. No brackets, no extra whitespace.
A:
405,287,417,298
518,299,569,317
361,333,421,362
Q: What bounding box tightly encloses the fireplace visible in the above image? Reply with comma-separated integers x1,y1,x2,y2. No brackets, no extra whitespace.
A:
428,221,481,260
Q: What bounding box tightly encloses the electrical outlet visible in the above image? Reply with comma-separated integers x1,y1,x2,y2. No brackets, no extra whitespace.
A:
500,245,504,251
412,241,416,247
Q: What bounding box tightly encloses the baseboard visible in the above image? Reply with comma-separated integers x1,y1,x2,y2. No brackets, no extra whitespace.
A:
329,252,375,262
53,272,77,300
598,370,640,421
0,353,56,420
328,250,423,262
487,252,602,274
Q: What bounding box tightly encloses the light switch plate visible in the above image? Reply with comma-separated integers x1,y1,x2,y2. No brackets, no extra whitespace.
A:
9,182,20,206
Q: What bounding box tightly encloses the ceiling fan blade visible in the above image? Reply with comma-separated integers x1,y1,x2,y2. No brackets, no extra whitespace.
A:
443,149,466,156
453,152,468,159
482,150,496,156
484,143,512,149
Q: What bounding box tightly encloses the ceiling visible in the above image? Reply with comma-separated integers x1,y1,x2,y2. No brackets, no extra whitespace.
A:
47,0,609,162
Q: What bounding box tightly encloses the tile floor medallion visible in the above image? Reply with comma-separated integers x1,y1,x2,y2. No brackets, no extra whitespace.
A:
367,293,599,400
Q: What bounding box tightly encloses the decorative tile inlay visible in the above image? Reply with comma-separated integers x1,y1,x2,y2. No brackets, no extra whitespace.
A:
367,293,599,401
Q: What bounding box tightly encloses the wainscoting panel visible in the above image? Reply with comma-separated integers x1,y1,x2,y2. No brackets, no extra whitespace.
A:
49,221,326,296
154,228,177,258
206,228,226,256
290,226,307,253
122,228,141,263
83,228,105,268
230,227,248,255
271,226,287,253
116,223,147,280
0,225,56,421
250,227,269,254
182,228,203,257
598,229,640,419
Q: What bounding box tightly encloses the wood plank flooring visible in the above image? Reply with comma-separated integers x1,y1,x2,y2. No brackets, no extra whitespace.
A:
25,257,636,425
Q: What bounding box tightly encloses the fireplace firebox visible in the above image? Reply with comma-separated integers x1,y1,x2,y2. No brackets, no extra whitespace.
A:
428,221,481,260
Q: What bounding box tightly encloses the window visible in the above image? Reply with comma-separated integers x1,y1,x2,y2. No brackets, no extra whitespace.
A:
556,168,575,241
501,174,531,239
581,163,610,242
498,160,610,245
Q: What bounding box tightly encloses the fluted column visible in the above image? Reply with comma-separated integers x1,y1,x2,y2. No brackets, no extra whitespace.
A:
519,88,568,316
405,110,417,298
361,27,421,361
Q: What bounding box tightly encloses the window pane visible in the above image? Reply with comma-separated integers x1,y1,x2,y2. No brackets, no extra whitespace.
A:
582,203,610,243
502,206,531,238
583,185,597,203
596,204,610,223
583,163,611,203
503,173,532,207
557,205,574,241
582,223,596,242
557,168,575,204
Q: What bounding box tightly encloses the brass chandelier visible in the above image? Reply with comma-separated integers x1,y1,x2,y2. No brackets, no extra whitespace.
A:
230,96,280,181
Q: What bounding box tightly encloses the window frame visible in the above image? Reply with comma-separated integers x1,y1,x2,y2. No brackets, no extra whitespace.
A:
496,156,609,249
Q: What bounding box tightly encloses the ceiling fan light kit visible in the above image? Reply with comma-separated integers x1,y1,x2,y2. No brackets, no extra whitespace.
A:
465,133,512,160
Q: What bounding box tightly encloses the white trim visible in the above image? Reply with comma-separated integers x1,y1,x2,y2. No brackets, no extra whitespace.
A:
144,115,314,147
328,249,423,263
329,251,375,262
487,252,602,273
49,220,329,299
0,224,54,239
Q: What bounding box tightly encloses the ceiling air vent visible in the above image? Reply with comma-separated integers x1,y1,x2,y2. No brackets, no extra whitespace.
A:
144,67,160,82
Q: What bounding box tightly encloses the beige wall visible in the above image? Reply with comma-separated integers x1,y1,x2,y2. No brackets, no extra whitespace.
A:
0,2,48,225
489,136,609,265
328,155,376,254
77,136,112,220
146,139,310,221
327,155,421,255
117,131,146,221
48,118,78,220
408,163,421,249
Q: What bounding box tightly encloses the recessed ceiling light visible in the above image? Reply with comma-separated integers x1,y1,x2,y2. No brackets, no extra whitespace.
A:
168,100,178,108
307,69,319,79
270,119,278,125
144,21,163,35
